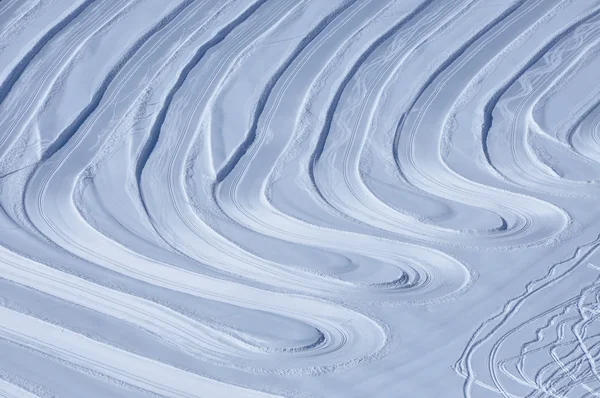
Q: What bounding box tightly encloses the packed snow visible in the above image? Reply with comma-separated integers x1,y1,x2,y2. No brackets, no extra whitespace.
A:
1,0,600,397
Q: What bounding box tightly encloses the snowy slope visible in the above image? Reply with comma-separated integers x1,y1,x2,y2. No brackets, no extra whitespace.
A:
1,0,600,397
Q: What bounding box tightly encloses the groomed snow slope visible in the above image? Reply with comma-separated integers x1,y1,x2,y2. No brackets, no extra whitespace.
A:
1,0,600,397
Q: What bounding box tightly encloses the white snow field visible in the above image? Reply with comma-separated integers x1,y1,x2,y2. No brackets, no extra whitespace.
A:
2,0,600,396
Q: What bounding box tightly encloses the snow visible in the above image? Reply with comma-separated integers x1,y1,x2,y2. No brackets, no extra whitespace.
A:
1,0,600,397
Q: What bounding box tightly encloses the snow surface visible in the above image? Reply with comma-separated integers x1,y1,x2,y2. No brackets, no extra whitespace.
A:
1,0,600,397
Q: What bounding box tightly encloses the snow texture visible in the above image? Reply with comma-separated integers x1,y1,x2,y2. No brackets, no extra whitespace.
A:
1,0,600,397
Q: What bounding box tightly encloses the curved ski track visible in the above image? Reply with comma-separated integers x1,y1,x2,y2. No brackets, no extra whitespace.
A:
1,0,600,396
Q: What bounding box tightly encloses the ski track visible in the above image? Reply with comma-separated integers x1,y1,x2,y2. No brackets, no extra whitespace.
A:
1,0,600,396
